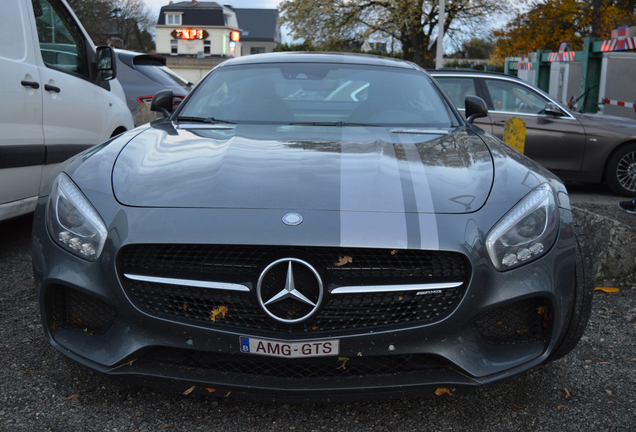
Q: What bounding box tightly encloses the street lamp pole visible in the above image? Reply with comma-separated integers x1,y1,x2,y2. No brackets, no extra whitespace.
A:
436,0,445,69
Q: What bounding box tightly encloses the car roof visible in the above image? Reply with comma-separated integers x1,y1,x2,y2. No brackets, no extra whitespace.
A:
219,52,418,70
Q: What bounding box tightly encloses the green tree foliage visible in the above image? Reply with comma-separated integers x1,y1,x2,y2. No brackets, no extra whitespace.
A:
279,0,508,68
66,0,155,52
491,0,636,64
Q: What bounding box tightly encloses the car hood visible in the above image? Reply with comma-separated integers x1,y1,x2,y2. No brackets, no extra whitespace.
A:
575,112,636,132
112,123,494,214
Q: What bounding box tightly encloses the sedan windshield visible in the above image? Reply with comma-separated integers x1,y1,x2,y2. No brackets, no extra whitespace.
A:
178,63,457,127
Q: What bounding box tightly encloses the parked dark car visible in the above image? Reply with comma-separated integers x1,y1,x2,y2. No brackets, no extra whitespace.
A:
430,70,636,197
32,53,593,402
114,49,191,125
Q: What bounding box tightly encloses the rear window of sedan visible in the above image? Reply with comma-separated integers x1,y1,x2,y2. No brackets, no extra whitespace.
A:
179,63,458,127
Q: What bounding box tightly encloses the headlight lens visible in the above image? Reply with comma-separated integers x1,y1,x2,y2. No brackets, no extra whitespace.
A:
486,183,559,271
46,173,107,261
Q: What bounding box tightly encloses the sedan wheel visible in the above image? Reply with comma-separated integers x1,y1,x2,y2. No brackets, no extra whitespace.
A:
606,143,636,197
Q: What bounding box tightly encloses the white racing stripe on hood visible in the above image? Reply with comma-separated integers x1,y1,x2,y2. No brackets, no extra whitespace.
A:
340,128,408,248
396,133,440,250
339,128,439,250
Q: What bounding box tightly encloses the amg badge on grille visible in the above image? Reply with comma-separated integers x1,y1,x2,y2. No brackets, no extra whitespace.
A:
257,258,323,323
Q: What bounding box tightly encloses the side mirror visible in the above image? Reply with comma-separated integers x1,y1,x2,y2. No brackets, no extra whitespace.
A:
544,102,564,116
465,96,488,124
151,90,174,117
96,46,116,81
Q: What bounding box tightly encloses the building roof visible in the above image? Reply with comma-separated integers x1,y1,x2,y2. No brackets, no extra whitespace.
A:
234,9,280,43
157,1,226,26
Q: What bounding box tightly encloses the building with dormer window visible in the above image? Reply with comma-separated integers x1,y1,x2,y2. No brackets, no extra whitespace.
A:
156,1,241,58
155,1,281,83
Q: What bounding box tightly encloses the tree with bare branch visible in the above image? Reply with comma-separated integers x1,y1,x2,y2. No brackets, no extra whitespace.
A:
279,0,509,67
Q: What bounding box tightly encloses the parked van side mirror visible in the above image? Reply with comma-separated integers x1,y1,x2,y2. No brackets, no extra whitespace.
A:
96,46,116,81
465,96,488,124
151,90,174,118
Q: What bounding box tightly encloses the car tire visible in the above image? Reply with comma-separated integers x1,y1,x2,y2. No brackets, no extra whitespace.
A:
548,220,594,361
605,143,636,197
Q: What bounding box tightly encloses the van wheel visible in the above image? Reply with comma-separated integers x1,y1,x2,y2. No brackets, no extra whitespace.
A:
548,221,594,361
605,143,636,197
111,127,127,138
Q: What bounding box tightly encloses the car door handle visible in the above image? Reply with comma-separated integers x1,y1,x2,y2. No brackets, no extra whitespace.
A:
21,80,40,89
493,120,506,126
44,84,61,93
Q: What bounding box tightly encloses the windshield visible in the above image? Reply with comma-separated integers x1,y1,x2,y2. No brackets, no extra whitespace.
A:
178,63,457,127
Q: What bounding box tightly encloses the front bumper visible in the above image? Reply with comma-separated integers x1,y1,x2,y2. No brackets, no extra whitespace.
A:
32,199,576,402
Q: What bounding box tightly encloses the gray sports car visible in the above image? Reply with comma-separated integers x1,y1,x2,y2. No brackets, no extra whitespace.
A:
32,52,593,402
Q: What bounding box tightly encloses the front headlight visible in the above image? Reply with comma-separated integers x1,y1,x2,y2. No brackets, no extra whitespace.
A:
46,173,107,261
486,183,559,271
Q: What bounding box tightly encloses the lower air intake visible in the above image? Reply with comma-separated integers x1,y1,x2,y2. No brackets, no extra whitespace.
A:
474,297,550,345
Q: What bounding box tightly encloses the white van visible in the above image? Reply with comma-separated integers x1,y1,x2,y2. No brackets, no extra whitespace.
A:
0,0,134,222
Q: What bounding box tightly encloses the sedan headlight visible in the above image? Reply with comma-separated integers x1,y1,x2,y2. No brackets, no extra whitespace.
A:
46,173,107,261
486,183,559,271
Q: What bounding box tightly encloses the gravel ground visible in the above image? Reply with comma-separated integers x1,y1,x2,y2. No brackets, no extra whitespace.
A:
1,205,635,431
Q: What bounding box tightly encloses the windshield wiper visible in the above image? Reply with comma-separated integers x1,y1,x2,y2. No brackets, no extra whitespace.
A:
288,121,376,127
175,116,235,125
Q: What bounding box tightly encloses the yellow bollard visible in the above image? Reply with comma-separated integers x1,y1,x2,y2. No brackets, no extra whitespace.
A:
502,117,526,154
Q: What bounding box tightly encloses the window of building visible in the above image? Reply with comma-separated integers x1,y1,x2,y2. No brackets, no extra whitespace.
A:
250,47,265,55
171,40,178,55
166,14,181,25
203,40,211,55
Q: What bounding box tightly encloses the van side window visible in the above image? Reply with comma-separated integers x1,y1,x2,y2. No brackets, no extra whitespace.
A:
32,0,90,79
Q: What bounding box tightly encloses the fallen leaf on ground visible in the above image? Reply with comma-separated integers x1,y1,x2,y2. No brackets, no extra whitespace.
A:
557,405,565,410
434,388,452,396
66,394,79,400
391,250,398,255
334,255,353,266
205,388,215,393
183,386,195,395
161,425,174,429
564,388,571,398
514,404,525,409
595,287,619,293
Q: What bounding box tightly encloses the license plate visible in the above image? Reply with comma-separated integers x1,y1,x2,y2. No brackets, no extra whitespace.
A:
239,336,339,358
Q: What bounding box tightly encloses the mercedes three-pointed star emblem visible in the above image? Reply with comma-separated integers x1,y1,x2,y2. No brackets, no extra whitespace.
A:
257,258,323,323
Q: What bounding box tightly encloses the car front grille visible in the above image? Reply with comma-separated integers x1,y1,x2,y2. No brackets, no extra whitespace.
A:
474,297,550,345
118,245,470,336
136,347,449,379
